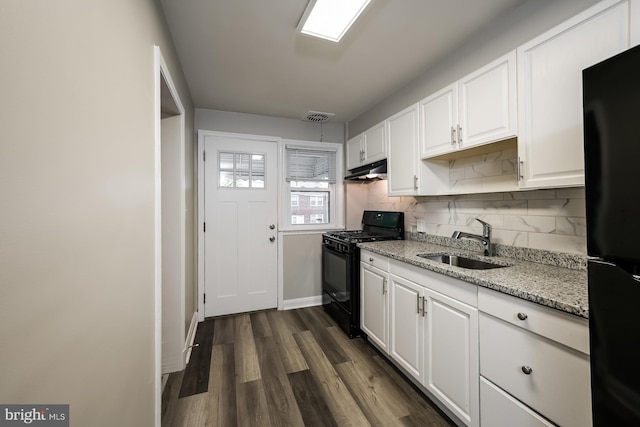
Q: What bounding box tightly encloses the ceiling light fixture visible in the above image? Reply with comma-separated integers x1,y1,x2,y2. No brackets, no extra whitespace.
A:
298,0,372,43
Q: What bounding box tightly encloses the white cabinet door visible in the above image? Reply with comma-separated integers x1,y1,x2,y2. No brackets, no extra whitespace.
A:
424,288,479,427
419,83,458,158
459,51,517,149
387,103,419,196
389,274,424,381
361,262,389,352
346,134,364,171
419,51,516,160
518,0,629,189
480,377,554,427
347,122,387,171
363,121,386,164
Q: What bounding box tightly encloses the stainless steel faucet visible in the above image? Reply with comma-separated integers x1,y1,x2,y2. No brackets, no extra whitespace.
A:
452,218,494,256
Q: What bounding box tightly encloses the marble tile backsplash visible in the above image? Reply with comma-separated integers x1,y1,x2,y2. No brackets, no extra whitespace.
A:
449,147,518,193
364,180,587,255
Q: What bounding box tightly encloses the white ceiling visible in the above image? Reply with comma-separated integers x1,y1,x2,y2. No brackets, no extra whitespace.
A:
160,0,528,124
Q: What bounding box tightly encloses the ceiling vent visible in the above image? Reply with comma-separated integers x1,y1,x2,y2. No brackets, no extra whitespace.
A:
301,111,335,123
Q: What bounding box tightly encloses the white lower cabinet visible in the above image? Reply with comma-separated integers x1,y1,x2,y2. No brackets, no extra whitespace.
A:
424,288,479,427
360,258,389,352
361,253,590,427
478,287,591,427
371,255,480,427
389,274,424,381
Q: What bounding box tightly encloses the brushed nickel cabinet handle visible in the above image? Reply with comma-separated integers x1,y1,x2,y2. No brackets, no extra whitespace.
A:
518,157,524,181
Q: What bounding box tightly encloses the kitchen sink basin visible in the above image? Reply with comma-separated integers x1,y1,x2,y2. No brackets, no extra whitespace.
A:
417,253,508,270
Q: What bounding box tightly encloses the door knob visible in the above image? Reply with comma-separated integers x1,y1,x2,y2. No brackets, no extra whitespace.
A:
269,236,276,242
269,224,275,230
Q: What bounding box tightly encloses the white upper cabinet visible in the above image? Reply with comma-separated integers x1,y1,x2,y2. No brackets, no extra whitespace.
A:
459,51,517,149
517,0,629,189
420,51,517,159
419,83,459,158
346,121,386,171
387,103,420,196
346,133,364,170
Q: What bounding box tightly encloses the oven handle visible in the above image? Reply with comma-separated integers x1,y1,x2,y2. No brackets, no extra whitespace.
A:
322,240,350,256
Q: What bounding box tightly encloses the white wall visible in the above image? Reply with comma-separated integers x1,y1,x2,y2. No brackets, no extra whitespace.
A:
196,108,345,143
0,1,194,426
282,233,324,301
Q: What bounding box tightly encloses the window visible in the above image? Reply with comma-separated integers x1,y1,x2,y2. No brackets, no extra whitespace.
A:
282,141,344,230
291,215,305,224
310,196,324,206
218,151,265,188
310,214,325,223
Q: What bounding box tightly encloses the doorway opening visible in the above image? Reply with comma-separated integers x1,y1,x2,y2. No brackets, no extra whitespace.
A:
154,46,187,426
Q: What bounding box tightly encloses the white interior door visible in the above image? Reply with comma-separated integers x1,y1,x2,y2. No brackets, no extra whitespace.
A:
203,133,278,317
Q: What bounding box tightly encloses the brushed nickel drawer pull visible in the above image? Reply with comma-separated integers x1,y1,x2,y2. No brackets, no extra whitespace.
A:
521,366,532,375
517,312,528,321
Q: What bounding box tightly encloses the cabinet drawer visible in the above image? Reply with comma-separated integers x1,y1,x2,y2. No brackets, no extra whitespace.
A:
478,287,589,354
360,250,389,271
480,377,554,427
480,313,591,427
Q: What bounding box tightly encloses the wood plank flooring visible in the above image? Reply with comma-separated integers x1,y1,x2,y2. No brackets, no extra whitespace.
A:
162,306,454,427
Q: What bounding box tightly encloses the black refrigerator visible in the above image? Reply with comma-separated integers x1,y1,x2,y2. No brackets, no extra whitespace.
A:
583,43,640,426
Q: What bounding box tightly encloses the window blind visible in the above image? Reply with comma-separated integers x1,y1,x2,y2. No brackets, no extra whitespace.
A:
285,146,337,183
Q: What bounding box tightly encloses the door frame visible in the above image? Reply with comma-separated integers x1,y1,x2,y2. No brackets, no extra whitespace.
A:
154,46,186,426
197,130,282,321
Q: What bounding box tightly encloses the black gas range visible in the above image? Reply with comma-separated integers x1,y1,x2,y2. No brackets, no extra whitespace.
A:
322,211,404,337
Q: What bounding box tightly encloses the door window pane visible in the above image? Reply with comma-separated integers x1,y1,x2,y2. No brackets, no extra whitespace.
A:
218,151,266,189
219,171,234,188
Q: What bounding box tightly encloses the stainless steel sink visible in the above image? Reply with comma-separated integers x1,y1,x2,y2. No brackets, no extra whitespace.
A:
417,253,508,270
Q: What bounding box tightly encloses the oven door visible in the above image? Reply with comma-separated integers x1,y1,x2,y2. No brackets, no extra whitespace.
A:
321,239,360,337
322,243,352,307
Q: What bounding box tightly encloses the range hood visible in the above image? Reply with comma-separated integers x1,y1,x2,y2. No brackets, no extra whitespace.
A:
345,159,387,181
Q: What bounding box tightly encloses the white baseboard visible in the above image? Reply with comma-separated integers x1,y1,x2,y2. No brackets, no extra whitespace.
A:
282,295,323,310
183,311,198,365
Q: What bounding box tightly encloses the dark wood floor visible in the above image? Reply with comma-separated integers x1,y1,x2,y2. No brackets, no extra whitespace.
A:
162,306,454,427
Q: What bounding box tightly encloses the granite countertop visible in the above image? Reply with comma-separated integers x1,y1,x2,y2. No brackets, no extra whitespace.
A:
358,240,589,319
